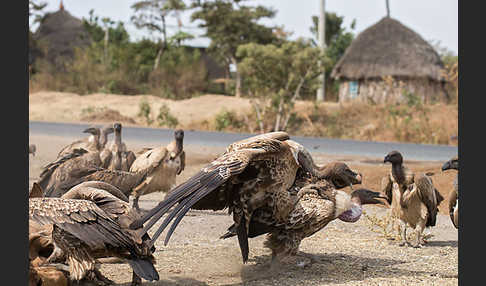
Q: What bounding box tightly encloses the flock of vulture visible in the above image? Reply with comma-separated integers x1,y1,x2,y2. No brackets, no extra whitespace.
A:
28,123,459,286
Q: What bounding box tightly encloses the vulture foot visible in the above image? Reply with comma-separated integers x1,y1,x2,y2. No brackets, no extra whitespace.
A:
131,272,142,286
398,241,411,247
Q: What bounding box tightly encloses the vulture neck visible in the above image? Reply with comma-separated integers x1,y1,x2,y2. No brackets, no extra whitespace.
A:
175,137,183,154
100,131,108,148
88,134,101,150
114,131,122,147
391,162,406,187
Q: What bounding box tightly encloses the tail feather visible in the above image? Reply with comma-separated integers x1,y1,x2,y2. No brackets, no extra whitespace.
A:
126,258,159,281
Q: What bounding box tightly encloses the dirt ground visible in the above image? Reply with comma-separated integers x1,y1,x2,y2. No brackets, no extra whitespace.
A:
29,133,458,286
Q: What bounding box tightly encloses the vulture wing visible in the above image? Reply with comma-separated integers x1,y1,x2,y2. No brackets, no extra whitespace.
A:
130,137,287,249
412,174,443,227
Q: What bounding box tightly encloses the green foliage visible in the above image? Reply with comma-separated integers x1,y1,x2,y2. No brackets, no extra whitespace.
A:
157,104,179,128
149,47,208,99
138,99,153,125
214,109,243,131
237,39,327,131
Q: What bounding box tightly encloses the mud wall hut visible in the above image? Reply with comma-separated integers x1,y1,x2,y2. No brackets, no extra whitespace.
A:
331,17,449,104
32,3,92,70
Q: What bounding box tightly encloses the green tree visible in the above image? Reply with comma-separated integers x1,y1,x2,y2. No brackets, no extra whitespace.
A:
190,0,280,97
237,39,327,132
29,0,47,28
131,0,187,70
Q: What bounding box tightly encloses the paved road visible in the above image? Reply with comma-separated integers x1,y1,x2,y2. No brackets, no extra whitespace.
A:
29,121,457,162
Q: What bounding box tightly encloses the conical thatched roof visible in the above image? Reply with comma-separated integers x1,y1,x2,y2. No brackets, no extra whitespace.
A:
331,17,444,81
33,6,91,67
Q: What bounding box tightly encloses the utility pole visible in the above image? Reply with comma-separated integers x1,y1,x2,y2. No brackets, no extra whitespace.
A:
316,0,326,102
386,0,390,18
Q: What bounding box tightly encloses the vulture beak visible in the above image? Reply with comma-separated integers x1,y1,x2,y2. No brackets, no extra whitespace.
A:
368,191,389,205
441,161,451,171
104,127,115,134
83,127,98,135
383,155,390,163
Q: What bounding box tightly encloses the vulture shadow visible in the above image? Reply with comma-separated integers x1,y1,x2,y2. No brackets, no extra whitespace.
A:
425,240,458,248
229,252,445,285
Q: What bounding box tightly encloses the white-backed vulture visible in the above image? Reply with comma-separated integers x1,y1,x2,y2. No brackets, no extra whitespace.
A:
129,132,365,264
39,148,104,197
128,129,185,210
382,150,445,248
218,165,380,267
29,182,159,285
57,127,105,158
101,122,136,171
442,156,458,229
29,144,37,157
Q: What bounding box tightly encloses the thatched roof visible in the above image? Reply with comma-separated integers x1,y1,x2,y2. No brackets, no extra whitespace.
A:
331,17,444,81
32,6,91,67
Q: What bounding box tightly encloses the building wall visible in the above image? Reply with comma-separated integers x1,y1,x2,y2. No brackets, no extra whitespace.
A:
338,78,449,104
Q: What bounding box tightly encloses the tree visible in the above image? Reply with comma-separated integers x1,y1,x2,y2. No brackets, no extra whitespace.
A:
237,39,328,132
29,0,47,28
131,0,187,70
190,0,280,97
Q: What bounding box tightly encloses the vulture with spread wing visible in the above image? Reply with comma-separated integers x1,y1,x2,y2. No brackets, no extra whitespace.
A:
29,181,159,285
382,150,444,248
129,132,373,264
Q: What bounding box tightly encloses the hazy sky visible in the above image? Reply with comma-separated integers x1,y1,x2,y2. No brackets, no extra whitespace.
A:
32,0,458,55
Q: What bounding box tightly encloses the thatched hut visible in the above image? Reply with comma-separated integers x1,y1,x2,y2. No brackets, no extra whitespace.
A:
32,2,91,70
331,17,448,104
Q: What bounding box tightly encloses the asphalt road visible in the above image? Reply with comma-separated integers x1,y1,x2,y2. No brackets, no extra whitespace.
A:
29,120,457,162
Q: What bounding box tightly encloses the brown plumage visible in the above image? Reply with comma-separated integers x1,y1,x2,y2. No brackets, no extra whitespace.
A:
29,182,159,285
40,148,104,197
130,132,362,264
382,151,444,247
129,129,186,210
219,162,374,266
57,126,114,158
442,156,458,228
101,123,136,171
45,166,149,199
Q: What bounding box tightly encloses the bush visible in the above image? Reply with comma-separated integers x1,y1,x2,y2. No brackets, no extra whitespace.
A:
214,109,243,131
138,99,153,125
156,104,179,128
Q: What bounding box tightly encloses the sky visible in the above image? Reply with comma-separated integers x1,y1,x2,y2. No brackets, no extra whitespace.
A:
31,0,458,55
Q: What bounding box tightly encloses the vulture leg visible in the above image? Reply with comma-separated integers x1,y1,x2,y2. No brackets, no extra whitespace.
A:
412,221,426,248
84,268,115,286
131,271,142,286
398,220,410,247
132,194,141,211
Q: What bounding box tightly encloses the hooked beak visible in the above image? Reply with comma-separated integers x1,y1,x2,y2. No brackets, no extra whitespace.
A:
384,155,390,163
441,161,451,171
370,192,389,205
83,127,98,135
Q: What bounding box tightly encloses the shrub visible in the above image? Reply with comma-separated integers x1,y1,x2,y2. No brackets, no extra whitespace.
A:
214,109,243,131
138,99,153,125
156,104,179,128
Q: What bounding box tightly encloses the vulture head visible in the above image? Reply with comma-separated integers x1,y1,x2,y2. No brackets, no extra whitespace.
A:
384,150,403,165
442,156,458,171
29,144,36,156
351,188,388,205
83,127,101,136
113,122,122,133
320,162,362,189
102,126,115,135
174,129,184,141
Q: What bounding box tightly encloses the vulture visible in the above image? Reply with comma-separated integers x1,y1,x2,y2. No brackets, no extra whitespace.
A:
219,169,385,266
442,156,458,229
29,181,159,285
40,148,103,197
57,126,114,158
29,144,37,157
129,129,186,210
101,122,136,171
382,150,444,248
129,132,368,264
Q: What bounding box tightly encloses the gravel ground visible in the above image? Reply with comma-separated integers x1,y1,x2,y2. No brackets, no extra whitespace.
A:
29,134,458,286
